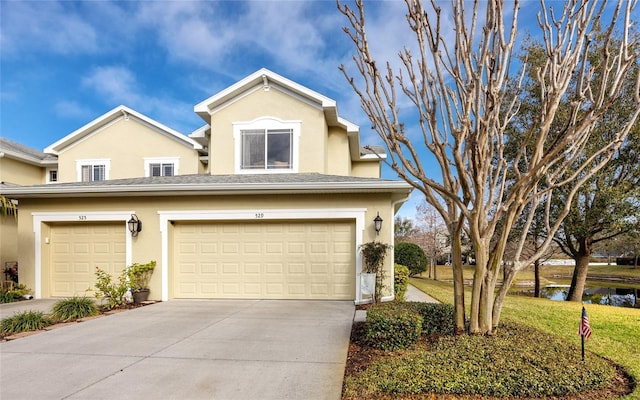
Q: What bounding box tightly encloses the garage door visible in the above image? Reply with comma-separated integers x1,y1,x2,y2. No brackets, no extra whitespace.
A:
173,221,355,299
50,222,126,297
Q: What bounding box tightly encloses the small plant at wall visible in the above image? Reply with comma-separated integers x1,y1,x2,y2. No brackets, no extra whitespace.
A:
126,261,156,303
360,241,392,303
93,267,129,310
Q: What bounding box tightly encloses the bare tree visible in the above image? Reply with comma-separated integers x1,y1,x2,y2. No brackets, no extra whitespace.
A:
415,201,449,280
338,0,640,334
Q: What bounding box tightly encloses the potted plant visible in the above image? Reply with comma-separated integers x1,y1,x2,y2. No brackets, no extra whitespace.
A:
126,261,156,304
360,241,392,303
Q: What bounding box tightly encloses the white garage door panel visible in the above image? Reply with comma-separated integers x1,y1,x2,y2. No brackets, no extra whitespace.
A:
50,223,125,297
173,221,355,300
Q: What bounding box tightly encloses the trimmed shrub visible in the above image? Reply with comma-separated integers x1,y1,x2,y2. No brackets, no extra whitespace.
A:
365,303,423,351
52,296,100,322
394,242,428,276
408,302,456,336
346,321,616,398
394,264,410,301
1,311,52,334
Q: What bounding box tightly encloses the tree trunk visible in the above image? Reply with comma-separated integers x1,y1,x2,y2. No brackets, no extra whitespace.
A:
450,225,466,335
534,259,541,298
567,241,592,302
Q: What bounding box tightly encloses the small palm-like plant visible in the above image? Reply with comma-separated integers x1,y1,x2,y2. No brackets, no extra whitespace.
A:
52,296,99,322
1,311,52,334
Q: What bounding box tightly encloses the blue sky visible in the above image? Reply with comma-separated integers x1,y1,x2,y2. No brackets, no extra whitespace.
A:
1,0,631,220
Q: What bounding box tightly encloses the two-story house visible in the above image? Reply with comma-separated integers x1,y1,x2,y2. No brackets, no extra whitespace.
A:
1,69,412,303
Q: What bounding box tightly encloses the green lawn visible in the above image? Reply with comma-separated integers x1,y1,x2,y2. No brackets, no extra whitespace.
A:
410,277,640,400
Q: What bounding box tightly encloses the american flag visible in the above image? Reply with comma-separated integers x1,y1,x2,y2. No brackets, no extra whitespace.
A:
578,306,592,340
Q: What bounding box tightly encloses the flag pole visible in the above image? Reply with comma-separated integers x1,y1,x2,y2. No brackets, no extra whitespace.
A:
581,331,585,361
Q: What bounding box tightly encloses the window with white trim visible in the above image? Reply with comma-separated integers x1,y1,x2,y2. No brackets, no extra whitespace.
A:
47,169,58,183
76,159,110,182
234,118,300,173
144,157,179,177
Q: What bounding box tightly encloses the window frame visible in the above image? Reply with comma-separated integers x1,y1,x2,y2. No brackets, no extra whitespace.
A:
46,168,58,184
233,117,300,174
144,157,179,177
76,159,110,182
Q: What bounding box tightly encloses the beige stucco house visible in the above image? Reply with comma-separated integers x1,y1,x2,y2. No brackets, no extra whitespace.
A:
1,69,412,304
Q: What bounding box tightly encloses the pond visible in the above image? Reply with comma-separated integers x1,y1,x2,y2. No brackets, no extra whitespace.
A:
516,283,640,308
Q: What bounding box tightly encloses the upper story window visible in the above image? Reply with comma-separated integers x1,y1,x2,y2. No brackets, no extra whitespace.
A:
241,129,292,170
234,117,300,174
47,169,58,184
144,157,179,177
76,159,110,182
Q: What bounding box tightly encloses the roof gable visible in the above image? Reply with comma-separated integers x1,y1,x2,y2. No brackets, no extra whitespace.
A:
44,105,202,155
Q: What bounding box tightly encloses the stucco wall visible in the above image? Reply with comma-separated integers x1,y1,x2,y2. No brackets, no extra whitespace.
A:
17,193,397,302
0,158,45,185
208,87,331,175
56,117,201,182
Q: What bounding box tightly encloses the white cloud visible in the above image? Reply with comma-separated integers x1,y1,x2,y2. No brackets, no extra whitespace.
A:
54,101,93,119
0,1,99,56
82,66,141,105
81,65,200,133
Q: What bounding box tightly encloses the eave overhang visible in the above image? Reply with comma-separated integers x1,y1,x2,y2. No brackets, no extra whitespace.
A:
1,175,413,200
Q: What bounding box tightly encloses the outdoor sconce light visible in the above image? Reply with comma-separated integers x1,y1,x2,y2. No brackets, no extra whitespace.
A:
374,212,383,235
128,214,142,237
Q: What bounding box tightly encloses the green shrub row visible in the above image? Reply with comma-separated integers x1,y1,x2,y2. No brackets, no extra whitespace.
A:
365,303,423,351
347,321,616,398
365,301,455,350
393,264,410,301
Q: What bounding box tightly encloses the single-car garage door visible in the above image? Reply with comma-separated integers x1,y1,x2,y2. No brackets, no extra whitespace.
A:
50,222,126,297
173,220,355,300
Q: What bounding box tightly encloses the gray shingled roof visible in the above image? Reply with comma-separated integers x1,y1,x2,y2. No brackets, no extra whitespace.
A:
0,137,57,164
0,173,413,198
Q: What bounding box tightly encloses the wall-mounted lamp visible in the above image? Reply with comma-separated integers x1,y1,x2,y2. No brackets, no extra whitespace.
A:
374,212,383,235
128,214,142,237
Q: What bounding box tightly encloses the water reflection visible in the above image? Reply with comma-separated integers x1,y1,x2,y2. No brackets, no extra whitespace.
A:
539,285,638,308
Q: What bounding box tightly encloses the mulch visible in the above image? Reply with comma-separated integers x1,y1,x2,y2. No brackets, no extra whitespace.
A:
342,322,636,400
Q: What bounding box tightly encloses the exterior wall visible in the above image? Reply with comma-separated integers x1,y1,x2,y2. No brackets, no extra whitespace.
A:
351,161,382,178
1,216,18,275
209,87,330,175
0,157,45,185
17,193,396,302
56,117,200,182
326,127,351,176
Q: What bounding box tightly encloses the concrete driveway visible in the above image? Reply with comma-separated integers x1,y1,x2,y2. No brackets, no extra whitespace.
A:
0,299,355,400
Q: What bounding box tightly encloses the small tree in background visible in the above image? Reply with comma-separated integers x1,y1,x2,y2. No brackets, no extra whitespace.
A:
395,242,428,277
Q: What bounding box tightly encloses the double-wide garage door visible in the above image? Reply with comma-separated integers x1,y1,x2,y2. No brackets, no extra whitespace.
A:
50,222,126,297
173,221,355,300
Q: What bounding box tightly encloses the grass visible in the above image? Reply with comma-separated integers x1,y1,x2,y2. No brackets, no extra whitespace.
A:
410,277,640,400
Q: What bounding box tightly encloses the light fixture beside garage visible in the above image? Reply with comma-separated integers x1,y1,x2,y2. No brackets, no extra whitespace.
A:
128,214,142,237
374,212,383,235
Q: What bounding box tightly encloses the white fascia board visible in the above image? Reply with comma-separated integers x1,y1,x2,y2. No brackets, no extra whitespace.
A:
194,68,337,117
45,105,202,154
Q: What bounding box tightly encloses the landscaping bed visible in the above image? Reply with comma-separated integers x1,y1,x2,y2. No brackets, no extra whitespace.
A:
342,302,635,400
0,299,157,342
